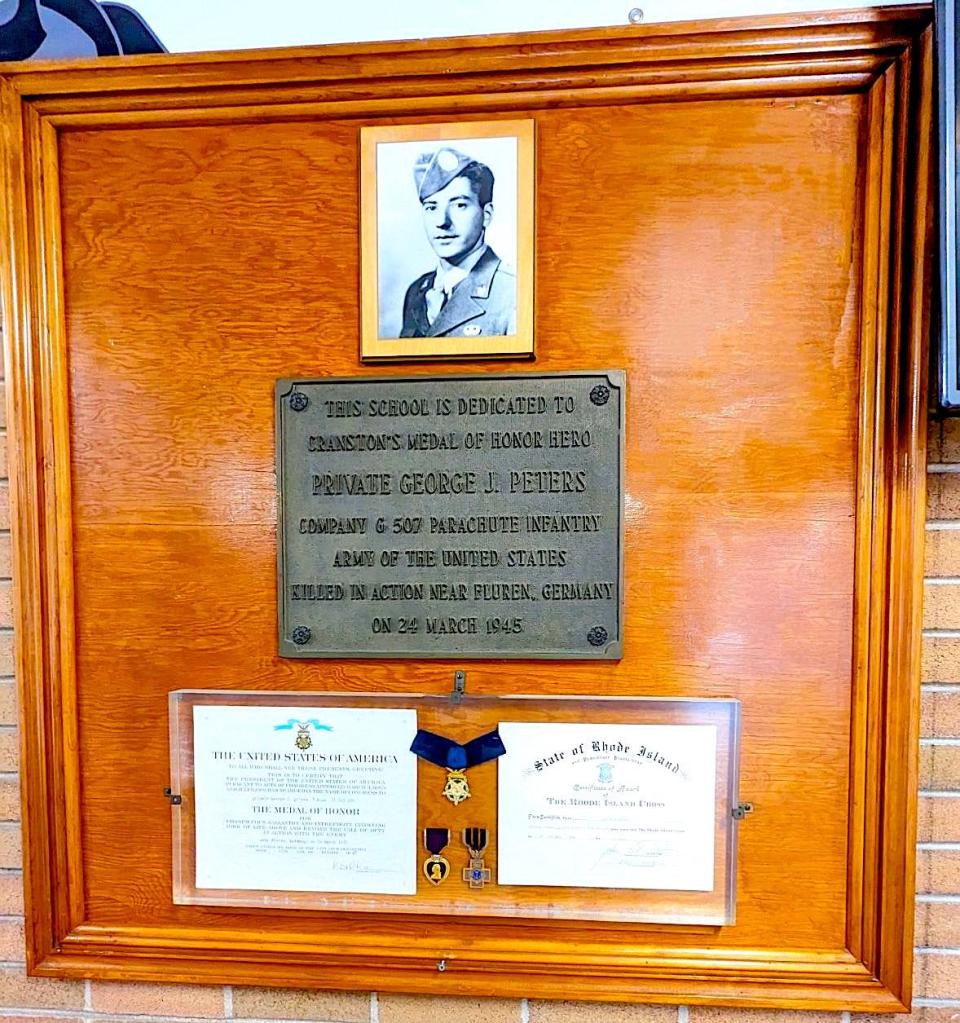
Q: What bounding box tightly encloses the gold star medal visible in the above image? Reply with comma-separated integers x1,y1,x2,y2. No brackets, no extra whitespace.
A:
409,728,507,805
442,769,470,805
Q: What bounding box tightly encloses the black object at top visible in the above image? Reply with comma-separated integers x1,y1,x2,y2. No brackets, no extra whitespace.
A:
0,0,165,62
410,728,506,770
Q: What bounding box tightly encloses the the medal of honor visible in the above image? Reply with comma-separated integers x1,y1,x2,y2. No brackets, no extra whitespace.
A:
273,717,333,749
294,722,312,750
422,828,451,885
443,769,470,805
410,728,506,805
461,827,491,889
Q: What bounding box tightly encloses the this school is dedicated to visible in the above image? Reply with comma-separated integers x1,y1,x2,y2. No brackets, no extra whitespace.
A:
277,372,624,659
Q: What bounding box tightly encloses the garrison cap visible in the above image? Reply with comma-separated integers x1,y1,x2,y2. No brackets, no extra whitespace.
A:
414,147,477,201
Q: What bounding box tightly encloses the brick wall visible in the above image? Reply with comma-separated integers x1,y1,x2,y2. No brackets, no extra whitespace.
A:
0,390,950,1022
912,417,960,1023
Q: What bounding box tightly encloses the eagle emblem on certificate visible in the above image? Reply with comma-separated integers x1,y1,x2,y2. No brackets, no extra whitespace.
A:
295,723,313,750
272,717,334,750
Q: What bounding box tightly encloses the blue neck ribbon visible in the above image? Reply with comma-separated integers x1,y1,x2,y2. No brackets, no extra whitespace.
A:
410,728,506,770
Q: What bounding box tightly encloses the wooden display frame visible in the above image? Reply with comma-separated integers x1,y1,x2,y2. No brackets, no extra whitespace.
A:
0,5,933,1011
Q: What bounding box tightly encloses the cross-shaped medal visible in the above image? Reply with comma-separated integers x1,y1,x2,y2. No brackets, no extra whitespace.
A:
461,827,491,889
463,857,491,889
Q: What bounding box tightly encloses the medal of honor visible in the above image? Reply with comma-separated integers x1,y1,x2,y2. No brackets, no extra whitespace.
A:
422,828,451,885
442,769,470,805
410,728,506,804
294,722,312,750
273,717,333,750
461,827,491,889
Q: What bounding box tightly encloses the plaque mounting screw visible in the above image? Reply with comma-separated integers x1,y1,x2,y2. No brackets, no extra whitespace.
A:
589,384,610,406
587,626,608,647
289,392,309,412
291,626,312,645
628,7,644,24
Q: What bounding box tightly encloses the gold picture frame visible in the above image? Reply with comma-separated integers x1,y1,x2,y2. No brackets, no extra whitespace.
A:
360,119,535,360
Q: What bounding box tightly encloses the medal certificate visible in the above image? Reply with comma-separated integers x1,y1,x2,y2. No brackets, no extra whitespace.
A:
497,721,718,891
192,705,418,895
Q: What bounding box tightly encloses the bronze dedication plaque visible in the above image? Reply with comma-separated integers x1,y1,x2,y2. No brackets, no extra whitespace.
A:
277,372,624,659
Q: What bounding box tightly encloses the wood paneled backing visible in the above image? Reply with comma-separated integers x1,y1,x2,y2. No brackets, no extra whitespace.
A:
58,95,861,950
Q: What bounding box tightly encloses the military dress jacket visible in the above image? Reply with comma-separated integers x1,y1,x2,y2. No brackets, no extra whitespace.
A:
400,247,517,338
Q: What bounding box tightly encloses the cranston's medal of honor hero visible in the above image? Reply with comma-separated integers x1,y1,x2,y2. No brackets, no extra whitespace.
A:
422,828,451,885
410,728,507,805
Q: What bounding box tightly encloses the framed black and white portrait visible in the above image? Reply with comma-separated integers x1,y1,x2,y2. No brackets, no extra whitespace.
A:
360,119,534,360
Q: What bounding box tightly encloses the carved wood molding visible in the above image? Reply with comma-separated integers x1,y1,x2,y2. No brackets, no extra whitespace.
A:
0,6,935,1008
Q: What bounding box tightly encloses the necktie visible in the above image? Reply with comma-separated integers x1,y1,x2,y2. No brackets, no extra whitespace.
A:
425,286,445,326
425,266,469,325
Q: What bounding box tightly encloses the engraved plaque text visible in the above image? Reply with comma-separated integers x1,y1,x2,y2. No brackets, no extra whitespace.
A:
276,372,624,659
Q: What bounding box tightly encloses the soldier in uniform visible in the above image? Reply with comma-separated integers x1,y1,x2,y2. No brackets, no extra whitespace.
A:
400,147,516,338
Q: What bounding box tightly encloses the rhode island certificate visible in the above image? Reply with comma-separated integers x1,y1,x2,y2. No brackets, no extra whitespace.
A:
497,721,717,891
192,705,418,895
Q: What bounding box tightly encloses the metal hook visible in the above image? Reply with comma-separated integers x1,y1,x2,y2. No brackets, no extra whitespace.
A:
451,671,466,704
